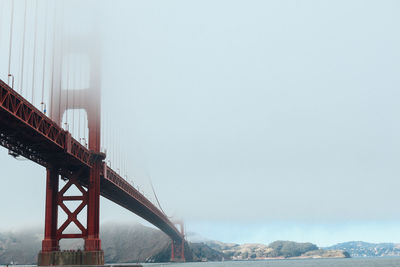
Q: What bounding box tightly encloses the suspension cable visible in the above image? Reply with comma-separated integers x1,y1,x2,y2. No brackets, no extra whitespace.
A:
78,62,81,141
125,151,127,177
20,0,27,94
58,14,64,125
0,1,3,42
83,66,86,146
117,129,119,170
72,57,75,137
101,105,103,151
31,0,38,104
50,1,57,118
0,2,3,61
41,0,48,113
7,0,14,84
149,176,171,218
123,151,126,177
65,9,70,132
65,54,69,131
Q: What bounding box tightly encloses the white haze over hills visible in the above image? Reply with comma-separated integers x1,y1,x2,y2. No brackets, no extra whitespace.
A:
0,0,400,246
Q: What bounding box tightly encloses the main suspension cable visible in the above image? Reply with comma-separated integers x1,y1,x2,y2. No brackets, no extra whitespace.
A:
149,176,171,218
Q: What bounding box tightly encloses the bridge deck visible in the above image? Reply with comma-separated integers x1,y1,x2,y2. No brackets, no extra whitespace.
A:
0,79,183,242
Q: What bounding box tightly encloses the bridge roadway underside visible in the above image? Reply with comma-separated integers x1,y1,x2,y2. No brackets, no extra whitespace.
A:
0,92,90,177
0,80,183,245
100,178,182,241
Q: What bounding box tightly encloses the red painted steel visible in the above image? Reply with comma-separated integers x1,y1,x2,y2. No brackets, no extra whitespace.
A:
42,168,59,252
0,78,184,259
57,176,88,240
101,165,184,241
171,240,185,261
42,172,89,251
0,79,91,169
47,33,104,251
170,221,185,261
86,85,103,251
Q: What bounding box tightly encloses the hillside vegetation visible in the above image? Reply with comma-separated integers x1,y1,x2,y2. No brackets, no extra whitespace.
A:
206,240,348,260
325,241,400,257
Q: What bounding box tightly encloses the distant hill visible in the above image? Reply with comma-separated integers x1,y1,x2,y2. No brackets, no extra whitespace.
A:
0,225,361,264
0,228,42,265
206,240,349,260
0,223,215,264
101,222,171,263
325,241,400,257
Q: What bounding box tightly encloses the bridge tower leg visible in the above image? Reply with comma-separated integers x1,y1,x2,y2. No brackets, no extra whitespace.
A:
171,222,185,262
41,168,59,252
85,101,102,254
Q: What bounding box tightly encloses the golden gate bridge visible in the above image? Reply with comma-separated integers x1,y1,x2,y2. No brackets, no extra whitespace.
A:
0,0,186,264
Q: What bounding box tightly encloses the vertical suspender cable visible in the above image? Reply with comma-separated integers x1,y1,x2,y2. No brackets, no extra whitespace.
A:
0,1,3,40
105,110,107,158
20,0,27,94
83,66,86,146
65,8,70,132
115,129,116,169
99,113,101,152
0,1,3,60
7,0,14,84
50,1,57,118
65,55,69,131
58,13,64,125
119,131,121,172
31,0,38,104
117,130,119,172
124,151,126,177
111,126,113,167
0,1,4,50
115,128,118,172
107,112,110,164
72,58,75,137
41,0,48,113
78,63,81,142
108,112,110,162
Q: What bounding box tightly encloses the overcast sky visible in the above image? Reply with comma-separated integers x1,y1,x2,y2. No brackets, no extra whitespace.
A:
0,0,400,247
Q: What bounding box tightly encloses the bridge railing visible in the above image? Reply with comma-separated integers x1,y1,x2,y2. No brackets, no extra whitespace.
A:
0,79,91,168
0,79,66,149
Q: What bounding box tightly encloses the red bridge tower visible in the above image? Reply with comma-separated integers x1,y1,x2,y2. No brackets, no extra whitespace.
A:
38,34,104,265
171,221,186,262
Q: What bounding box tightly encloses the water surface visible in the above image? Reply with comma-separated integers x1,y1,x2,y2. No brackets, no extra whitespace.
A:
143,258,400,267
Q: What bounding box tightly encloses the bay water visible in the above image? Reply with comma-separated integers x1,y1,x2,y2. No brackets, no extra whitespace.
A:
143,258,400,267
